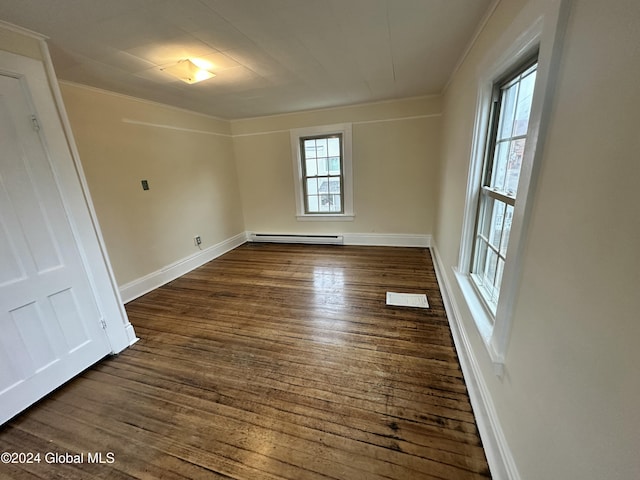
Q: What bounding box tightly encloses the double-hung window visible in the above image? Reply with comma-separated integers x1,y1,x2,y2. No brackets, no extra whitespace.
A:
471,59,537,313
290,123,353,220
300,134,344,214
455,2,565,376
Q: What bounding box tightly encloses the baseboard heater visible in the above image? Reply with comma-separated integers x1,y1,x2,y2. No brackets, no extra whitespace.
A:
249,233,344,245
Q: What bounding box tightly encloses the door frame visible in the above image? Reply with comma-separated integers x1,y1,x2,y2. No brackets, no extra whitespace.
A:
0,23,136,353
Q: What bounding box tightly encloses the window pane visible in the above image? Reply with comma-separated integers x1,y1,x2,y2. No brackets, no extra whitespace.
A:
307,195,319,212
513,69,537,136
473,237,488,277
505,138,525,196
317,157,328,175
490,140,509,189
477,192,492,240
328,137,340,157
304,139,317,159
319,195,331,212
318,177,329,195
328,157,341,174
306,178,318,195
315,138,327,158
495,257,505,299
483,248,499,296
500,205,514,255
498,82,518,140
328,177,341,194
329,195,341,212
492,137,525,196
305,158,317,177
489,200,507,250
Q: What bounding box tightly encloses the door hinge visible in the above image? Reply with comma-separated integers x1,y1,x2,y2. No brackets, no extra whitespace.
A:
100,318,107,330
30,115,40,132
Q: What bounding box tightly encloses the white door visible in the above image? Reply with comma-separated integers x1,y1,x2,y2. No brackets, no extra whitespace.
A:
0,73,112,424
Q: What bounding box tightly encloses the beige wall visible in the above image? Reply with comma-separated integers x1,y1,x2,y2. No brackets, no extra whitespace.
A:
232,96,441,235
0,22,43,60
60,85,440,287
60,83,244,286
434,0,640,478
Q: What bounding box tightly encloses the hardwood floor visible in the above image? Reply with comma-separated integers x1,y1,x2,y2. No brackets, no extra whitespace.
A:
0,243,491,479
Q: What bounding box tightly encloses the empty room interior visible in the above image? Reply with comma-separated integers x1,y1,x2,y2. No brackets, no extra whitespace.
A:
0,1,638,479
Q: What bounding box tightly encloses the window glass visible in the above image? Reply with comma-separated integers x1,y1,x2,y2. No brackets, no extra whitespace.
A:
301,134,343,214
471,61,537,314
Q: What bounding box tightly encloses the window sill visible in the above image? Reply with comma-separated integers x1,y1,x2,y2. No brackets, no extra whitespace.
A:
454,268,505,377
296,214,355,222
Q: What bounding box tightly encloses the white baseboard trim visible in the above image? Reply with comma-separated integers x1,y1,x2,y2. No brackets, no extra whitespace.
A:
343,233,431,247
430,242,520,480
125,324,139,347
119,232,429,303
119,232,247,303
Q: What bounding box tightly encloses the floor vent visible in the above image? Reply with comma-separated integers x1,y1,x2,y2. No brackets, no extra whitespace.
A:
249,233,344,245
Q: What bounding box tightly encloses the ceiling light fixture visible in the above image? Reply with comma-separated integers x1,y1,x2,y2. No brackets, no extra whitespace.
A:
161,59,215,84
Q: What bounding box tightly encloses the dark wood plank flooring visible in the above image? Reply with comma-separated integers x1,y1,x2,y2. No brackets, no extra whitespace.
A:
0,243,490,479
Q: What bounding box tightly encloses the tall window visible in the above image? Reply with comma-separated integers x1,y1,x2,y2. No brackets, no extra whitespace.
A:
300,134,343,214
454,4,564,375
471,59,537,314
290,123,353,220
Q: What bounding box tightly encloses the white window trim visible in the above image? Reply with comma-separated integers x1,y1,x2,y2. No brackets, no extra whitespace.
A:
456,2,569,376
290,123,354,221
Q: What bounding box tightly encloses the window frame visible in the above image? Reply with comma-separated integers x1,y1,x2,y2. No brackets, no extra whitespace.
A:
290,123,354,221
470,57,538,316
300,133,345,214
454,5,568,376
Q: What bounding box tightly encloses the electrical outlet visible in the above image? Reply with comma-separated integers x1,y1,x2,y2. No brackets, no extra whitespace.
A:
194,235,202,246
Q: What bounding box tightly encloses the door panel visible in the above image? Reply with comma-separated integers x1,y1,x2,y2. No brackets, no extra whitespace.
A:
0,73,111,424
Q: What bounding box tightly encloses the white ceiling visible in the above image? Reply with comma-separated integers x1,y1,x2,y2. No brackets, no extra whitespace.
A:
0,0,492,119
